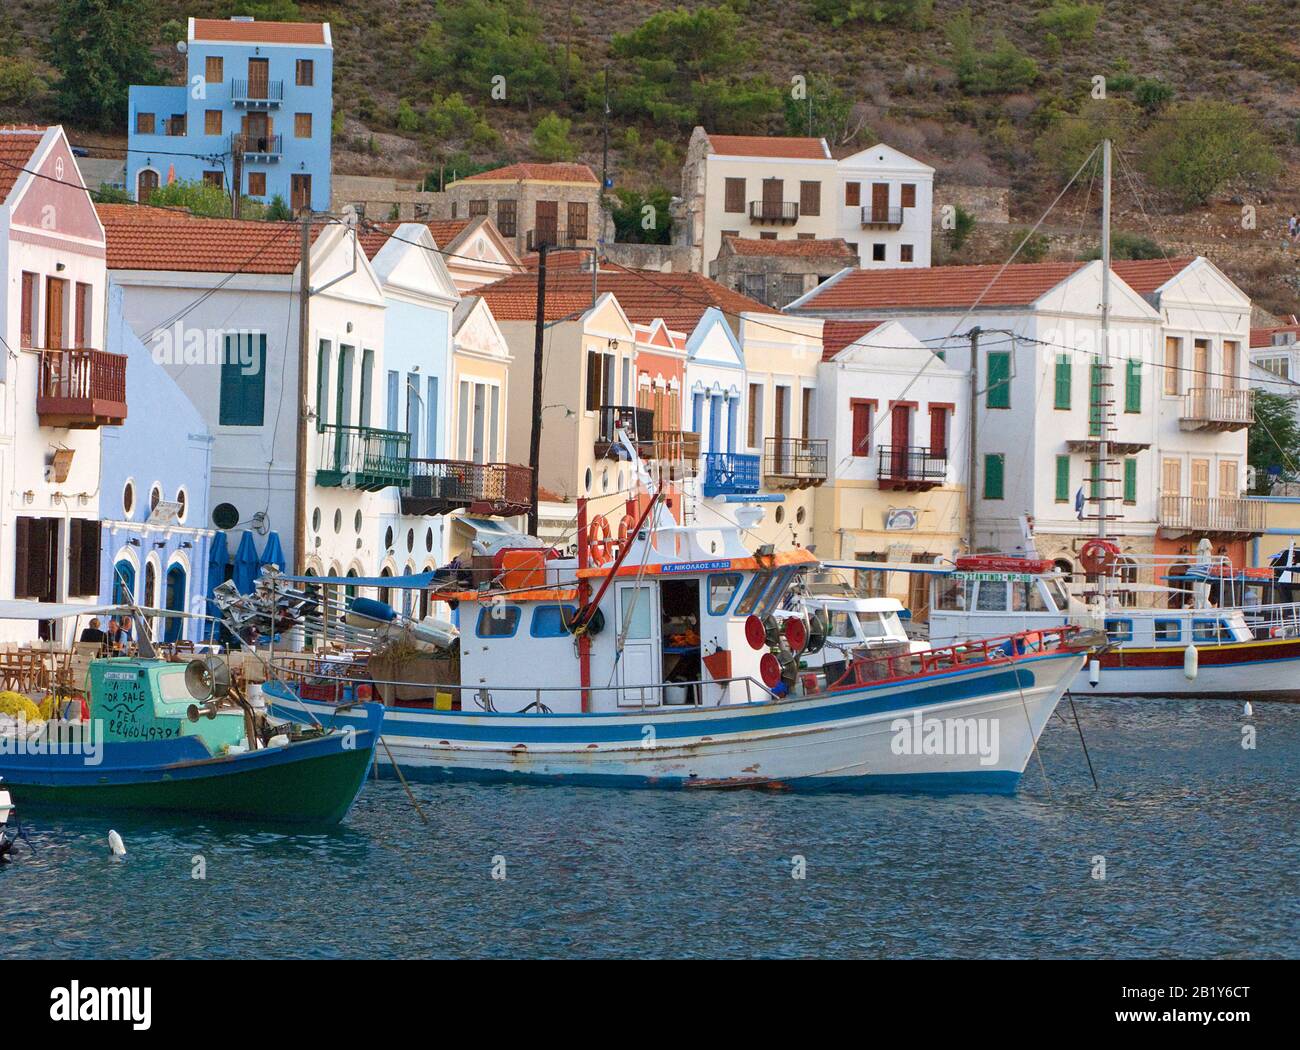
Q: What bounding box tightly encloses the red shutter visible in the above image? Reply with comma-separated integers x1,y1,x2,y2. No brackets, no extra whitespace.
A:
851,401,872,457
929,406,948,457
21,272,35,346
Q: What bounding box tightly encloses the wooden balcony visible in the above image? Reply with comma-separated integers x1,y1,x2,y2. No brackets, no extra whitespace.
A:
403,460,532,517
230,78,284,107
1158,495,1265,538
877,445,947,491
1179,387,1253,432
748,200,799,225
860,205,904,228
230,132,282,159
764,436,828,487
316,424,410,491
595,405,655,459
35,348,127,428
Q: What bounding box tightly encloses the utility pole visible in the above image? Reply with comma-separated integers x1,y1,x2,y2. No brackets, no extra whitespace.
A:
1096,138,1112,542
231,137,244,219
293,211,312,574
600,66,610,244
967,327,980,553
527,244,549,537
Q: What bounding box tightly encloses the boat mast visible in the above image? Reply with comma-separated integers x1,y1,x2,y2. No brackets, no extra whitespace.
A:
1097,138,1112,544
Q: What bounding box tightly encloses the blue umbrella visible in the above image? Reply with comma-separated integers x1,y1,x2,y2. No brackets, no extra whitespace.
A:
258,531,286,576
205,531,230,640
232,530,259,595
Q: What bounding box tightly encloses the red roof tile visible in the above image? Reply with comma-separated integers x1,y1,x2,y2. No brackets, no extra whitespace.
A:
706,134,830,160
478,268,776,329
723,236,857,260
1252,324,1300,348
356,218,475,260
798,262,1090,311
0,126,47,203
457,163,598,185
98,207,315,273
1109,257,1197,294
192,18,328,44
820,320,885,361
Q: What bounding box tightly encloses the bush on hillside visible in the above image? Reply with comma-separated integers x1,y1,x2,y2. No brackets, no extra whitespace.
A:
946,9,1039,95
810,0,932,29
1033,98,1137,182
1033,1,1101,42
1139,100,1280,207
532,112,576,161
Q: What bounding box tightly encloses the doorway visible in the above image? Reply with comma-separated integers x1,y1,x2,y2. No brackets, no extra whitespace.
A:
164,563,186,643
615,582,659,706
291,173,312,214
659,577,702,703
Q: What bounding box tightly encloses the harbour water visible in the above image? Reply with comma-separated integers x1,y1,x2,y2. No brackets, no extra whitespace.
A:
2,697,1296,959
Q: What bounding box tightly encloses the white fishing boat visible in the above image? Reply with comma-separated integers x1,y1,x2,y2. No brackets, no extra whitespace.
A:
0,778,15,861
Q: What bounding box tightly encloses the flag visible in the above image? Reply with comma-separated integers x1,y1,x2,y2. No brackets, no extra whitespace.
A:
1074,486,1085,520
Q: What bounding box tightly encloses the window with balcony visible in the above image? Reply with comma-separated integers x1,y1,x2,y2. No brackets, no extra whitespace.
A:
136,112,155,135
75,282,91,346
497,198,517,237
747,382,762,448
851,399,874,456
295,112,312,138
296,59,314,86
1163,336,1182,394
724,177,745,213
20,272,36,346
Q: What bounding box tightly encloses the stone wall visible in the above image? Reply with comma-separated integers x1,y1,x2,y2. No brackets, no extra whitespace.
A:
443,180,603,255
332,174,440,221
602,242,695,273
931,182,1011,226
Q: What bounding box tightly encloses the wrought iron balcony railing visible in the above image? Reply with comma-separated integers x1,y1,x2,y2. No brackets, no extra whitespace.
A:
35,347,128,428
860,205,904,227
702,452,761,498
748,200,799,224
316,424,410,491
403,460,533,517
764,436,828,485
230,132,282,157
876,445,948,490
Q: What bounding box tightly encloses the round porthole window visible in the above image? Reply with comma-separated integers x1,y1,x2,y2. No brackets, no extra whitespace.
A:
312,507,322,532
385,526,394,550
122,480,135,518
425,527,434,552
354,509,363,534
176,487,187,523
212,502,239,530
150,484,162,513
333,509,343,534
585,467,593,494
796,506,806,525
406,529,415,553
775,506,785,524
601,468,609,493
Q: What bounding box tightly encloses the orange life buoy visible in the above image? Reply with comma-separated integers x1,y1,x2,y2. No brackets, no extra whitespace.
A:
587,515,614,566
617,513,635,549
1079,538,1121,576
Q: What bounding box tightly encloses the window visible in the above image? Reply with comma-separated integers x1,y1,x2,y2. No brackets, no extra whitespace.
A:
219,332,267,426
1088,362,1104,436
294,112,312,138
986,351,1011,409
476,605,521,637
386,370,399,430
74,282,91,346
1259,356,1289,380
801,387,813,440
468,199,488,217
983,453,1005,500
851,399,874,457
845,181,860,206
20,272,35,346
1219,459,1239,498
900,244,914,263
1055,455,1070,502
1054,354,1071,409
568,201,588,240
203,170,223,188
1192,619,1221,643
1163,336,1182,395
497,198,517,237
296,59,314,86
135,112,155,135
724,177,745,213
585,350,603,412
1011,580,1049,612
204,110,222,135
1125,359,1142,412
1223,341,1240,389
1105,619,1134,643
1155,620,1181,641
735,571,775,617
872,243,886,262
206,56,223,84
530,604,577,638
759,232,777,241
799,180,821,216
1124,458,1137,503
975,581,1008,611
929,404,948,457
708,573,743,615
901,183,916,208
248,171,266,196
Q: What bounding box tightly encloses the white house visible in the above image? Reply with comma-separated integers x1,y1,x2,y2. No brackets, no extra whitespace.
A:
1,126,117,642
675,128,934,275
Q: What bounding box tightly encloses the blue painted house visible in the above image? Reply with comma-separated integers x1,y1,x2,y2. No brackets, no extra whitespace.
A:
99,284,216,642
127,16,333,213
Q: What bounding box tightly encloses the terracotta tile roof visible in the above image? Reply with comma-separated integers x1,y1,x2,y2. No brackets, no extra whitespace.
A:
522,248,590,271
478,268,776,329
706,133,830,160
1109,257,1198,294
427,219,471,247
538,485,566,503
457,162,598,185
797,262,1091,311
0,125,47,203
356,218,474,259
98,207,314,273
723,236,857,259
821,320,885,362
192,18,328,44
1252,324,1300,348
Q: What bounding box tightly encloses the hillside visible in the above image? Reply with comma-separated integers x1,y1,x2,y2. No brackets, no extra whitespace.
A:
3,0,1297,311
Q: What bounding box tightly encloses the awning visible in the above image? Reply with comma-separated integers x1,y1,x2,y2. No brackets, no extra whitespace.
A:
0,601,187,621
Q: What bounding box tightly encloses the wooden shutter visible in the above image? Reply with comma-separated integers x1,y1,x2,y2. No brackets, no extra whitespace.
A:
1191,459,1210,499
20,272,35,346
747,383,760,447
567,201,588,240
206,55,223,84
586,351,602,412
845,182,860,206
1219,460,1239,497
1055,455,1070,502
851,402,871,456
901,183,916,208
724,178,745,213
45,277,65,349
295,112,312,138
1162,458,1181,497
14,517,32,599
1088,362,1104,436
1125,359,1142,412
799,180,820,216
75,283,90,347
929,406,948,457
1164,337,1180,395
1054,354,1071,409
984,454,1004,500
68,518,101,597
986,352,1010,409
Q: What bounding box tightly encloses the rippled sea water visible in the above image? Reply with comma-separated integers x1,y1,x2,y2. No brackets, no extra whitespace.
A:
2,697,1296,959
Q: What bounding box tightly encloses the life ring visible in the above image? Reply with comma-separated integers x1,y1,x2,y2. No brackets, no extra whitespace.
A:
1079,539,1122,576
587,515,614,566
617,513,635,552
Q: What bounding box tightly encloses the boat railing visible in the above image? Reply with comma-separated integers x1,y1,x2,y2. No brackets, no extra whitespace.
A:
826,626,1084,692
266,661,781,712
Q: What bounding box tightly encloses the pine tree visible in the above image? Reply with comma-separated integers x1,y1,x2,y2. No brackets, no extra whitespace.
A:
49,0,162,131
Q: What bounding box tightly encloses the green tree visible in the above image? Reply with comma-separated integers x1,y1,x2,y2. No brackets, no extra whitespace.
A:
49,0,162,131
945,9,1038,95
93,183,132,204
231,0,302,19
146,178,233,217
609,5,779,131
611,187,672,244
1032,1,1101,42
0,54,53,110
782,75,867,145
810,0,932,29
1033,98,1136,182
1139,100,1280,207
531,111,575,161
1132,78,1174,115
264,194,292,221
395,99,421,133
1248,391,1300,493
945,204,976,250
1080,231,1165,261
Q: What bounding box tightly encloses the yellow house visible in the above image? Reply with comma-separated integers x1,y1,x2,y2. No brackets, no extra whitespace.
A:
1248,495,1300,568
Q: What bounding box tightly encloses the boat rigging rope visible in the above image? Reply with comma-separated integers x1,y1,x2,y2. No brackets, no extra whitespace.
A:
1013,663,1052,797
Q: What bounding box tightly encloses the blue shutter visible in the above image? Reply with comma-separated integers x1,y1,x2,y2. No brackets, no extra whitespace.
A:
386,370,399,431
219,333,266,426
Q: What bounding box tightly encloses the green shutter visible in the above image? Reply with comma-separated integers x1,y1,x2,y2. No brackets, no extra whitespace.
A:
1089,457,1102,500
984,453,1005,500
1123,458,1137,503
986,351,1011,409
219,333,267,426
1125,359,1142,413
1055,455,1070,502
1054,354,1071,409
1088,362,1104,437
